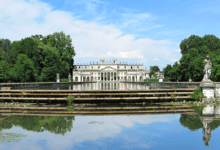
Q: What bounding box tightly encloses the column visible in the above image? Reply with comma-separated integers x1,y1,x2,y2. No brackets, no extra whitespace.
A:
101,72,102,81
110,72,112,81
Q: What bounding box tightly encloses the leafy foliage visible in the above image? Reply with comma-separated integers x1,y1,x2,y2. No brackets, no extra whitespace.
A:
163,34,220,82
9,54,36,82
180,114,203,131
144,79,159,82
149,66,160,77
0,60,10,82
0,31,75,82
189,88,205,101
0,116,75,136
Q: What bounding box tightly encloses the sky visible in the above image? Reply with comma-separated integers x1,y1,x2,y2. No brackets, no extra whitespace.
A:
1,0,220,70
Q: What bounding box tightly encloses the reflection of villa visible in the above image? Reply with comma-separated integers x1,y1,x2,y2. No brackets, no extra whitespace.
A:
70,82,150,90
72,59,150,82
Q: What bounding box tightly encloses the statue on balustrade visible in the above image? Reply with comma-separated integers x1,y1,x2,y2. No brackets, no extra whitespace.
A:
202,56,212,81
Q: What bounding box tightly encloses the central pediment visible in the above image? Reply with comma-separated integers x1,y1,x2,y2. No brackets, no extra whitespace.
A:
100,66,117,71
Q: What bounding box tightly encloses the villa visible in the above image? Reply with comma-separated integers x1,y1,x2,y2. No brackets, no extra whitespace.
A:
72,59,150,82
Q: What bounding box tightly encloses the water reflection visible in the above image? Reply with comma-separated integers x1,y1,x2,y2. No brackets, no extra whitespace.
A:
0,116,75,136
1,104,220,148
71,82,150,90
180,104,220,146
10,82,156,90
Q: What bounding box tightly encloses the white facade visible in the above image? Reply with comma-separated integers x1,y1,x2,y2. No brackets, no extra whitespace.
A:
73,59,150,82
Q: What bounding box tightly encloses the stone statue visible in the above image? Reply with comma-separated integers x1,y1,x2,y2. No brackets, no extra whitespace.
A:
203,56,212,81
68,73,71,82
57,73,60,82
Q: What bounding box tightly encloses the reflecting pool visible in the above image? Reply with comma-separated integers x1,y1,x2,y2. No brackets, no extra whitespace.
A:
8,82,199,90
1,111,220,149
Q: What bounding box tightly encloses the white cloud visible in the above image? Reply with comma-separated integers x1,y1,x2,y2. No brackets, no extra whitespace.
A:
173,49,181,52
79,50,144,58
0,0,181,70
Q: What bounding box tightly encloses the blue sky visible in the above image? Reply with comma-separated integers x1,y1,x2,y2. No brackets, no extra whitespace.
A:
1,0,220,70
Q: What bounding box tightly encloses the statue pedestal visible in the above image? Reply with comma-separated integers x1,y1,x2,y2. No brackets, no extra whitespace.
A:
200,80,215,102
57,78,60,83
159,79,163,82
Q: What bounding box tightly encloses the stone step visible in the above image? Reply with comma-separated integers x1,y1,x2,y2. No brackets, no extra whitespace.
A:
0,92,194,96
0,109,194,114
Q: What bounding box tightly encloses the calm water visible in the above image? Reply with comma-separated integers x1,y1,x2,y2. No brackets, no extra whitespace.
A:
1,112,220,149
8,82,199,90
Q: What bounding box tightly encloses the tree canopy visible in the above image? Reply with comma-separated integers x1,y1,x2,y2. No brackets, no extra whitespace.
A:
163,34,220,82
0,31,75,82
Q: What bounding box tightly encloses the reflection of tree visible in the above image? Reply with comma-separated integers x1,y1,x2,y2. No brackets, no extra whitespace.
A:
180,114,203,131
209,120,220,131
0,116,75,135
180,114,220,147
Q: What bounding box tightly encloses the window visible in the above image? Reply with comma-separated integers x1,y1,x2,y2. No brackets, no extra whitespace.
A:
131,66,132,69
137,66,139,69
118,66,119,69
98,66,100,69
124,66,126,69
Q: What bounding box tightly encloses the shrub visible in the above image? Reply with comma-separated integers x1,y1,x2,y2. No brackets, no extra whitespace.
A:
189,88,205,101
144,79,159,82
66,95,75,105
60,78,73,82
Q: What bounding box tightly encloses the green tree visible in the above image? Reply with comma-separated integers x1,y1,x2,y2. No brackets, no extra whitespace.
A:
41,32,75,78
202,35,220,52
0,60,10,82
0,47,6,60
37,42,62,81
163,64,172,77
189,57,204,81
149,66,160,78
169,61,181,81
198,46,210,58
0,39,17,66
180,35,203,55
179,54,191,81
9,54,36,82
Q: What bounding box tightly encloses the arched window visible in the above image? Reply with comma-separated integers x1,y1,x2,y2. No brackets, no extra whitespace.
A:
131,66,132,69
